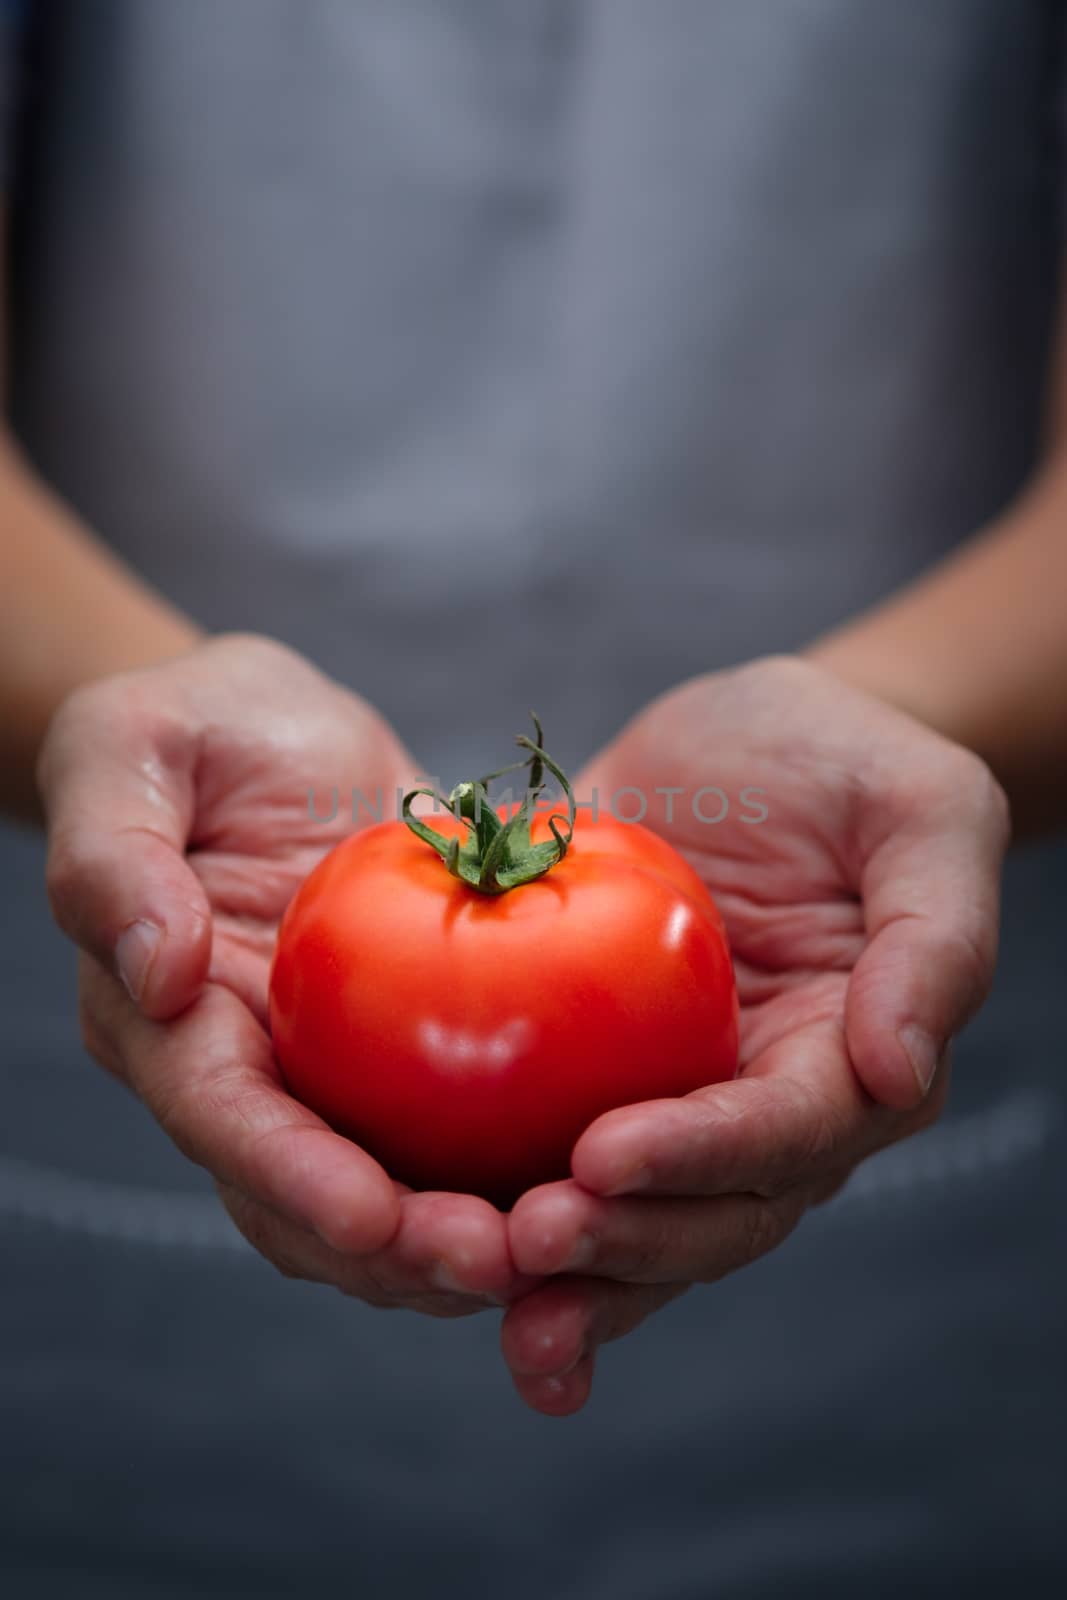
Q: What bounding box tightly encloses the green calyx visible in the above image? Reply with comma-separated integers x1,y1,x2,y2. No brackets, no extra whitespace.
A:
402,714,576,894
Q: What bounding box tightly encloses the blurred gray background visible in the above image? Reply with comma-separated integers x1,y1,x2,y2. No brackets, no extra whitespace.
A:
1,3,1065,1595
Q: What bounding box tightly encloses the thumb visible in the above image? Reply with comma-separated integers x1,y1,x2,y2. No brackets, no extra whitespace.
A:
845,758,1010,1110
38,678,212,1020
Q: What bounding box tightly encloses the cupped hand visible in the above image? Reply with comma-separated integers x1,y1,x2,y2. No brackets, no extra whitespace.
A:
38,634,531,1314
503,656,1010,1413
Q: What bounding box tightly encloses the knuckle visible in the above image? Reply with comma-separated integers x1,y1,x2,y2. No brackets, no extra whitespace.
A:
736,1197,796,1267
809,1170,851,1206
937,746,1012,851
38,682,116,788
618,1232,666,1283
608,1200,684,1283
220,1189,281,1261
978,764,1012,848
766,1080,851,1192
344,1288,400,1311
735,1203,775,1265
747,654,815,689
338,1256,398,1311
208,632,307,682
347,1290,387,1310
218,1187,309,1284
403,1294,482,1319
590,1282,685,1347
588,1290,640,1346
793,1098,845,1171
75,959,127,1080
154,1074,214,1167
961,749,1011,829
157,1065,264,1169
44,680,107,745
44,835,95,927
77,999,115,1074
271,1254,305,1283
940,921,998,1004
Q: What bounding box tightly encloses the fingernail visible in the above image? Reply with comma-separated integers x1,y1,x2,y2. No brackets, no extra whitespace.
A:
116,920,162,1004
429,1260,465,1293
899,1024,939,1096
543,1342,587,1380
562,1234,597,1272
601,1163,652,1197
429,1259,503,1304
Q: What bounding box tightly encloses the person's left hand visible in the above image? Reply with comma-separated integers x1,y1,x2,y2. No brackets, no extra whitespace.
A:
501,656,1010,1415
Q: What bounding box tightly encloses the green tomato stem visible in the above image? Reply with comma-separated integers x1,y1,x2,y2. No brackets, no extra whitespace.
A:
401,714,576,894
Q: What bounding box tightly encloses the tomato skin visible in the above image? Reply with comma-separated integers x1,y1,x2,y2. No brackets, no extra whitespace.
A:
268,813,738,1208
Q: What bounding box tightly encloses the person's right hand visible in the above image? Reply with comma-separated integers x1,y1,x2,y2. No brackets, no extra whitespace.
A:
38,633,530,1315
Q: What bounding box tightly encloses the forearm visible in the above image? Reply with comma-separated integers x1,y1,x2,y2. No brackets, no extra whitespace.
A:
0,431,202,823
806,455,1067,836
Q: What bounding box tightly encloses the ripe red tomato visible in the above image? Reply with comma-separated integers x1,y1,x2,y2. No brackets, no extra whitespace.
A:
269,805,738,1208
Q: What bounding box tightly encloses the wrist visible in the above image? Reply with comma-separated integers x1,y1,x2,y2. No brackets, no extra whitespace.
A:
802,624,962,737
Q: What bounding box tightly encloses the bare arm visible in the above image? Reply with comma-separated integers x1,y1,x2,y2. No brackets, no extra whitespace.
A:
0,213,201,822
807,274,1067,836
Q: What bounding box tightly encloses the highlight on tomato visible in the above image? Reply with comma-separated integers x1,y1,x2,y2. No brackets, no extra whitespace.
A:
269,720,739,1208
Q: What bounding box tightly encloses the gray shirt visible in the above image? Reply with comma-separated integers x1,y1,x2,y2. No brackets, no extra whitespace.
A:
2,4,1065,1595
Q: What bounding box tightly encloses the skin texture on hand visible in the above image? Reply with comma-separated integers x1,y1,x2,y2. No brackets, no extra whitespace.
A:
37,642,1010,1418
501,657,1010,1415
37,634,535,1317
